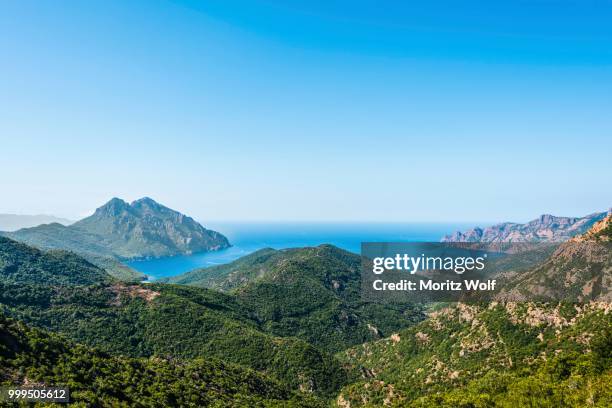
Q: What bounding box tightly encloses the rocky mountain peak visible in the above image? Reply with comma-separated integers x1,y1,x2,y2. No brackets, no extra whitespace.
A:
97,197,129,216
67,197,230,259
130,197,160,208
538,214,555,223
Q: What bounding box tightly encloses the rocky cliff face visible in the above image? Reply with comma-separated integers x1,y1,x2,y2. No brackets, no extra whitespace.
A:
494,214,612,302
572,213,612,242
442,210,609,243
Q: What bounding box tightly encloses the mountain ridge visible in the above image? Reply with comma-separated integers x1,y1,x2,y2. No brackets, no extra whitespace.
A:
71,197,231,259
494,214,612,302
163,244,425,353
442,210,609,243
4,197,230,261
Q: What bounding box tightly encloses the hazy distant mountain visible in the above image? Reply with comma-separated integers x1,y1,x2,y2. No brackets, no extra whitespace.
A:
0,214,72,232
442,211,609,242
1,222,142,281
2,197,230,280
71,197,231,259
6,197,230,260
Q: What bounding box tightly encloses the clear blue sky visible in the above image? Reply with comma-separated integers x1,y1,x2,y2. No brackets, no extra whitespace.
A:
1,0,610,222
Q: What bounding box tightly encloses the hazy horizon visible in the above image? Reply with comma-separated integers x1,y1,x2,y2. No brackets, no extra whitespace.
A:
2,1,611,221
1,194,608,227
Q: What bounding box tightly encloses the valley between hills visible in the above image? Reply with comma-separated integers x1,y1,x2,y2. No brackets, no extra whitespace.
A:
0,198,610,407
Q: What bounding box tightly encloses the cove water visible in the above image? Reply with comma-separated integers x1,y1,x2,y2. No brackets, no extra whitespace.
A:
127,222,474,280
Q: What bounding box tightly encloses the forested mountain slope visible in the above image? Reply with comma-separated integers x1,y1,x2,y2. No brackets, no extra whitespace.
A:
336,219,612,407
164,245,425,353
0,314,323,407
0,281,347,397
336,301,611,407
0,236,111,286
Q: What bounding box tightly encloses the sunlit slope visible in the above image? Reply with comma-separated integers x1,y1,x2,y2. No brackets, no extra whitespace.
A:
336,301,611,407
336,220,612,406
0,281,347,397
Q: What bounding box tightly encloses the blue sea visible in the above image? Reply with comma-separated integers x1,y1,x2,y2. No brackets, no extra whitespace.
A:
128,222,474,280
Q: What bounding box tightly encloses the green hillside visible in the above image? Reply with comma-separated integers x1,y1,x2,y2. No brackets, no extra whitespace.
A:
336,301,612,407
0,281,348,397
0,236,111,286
0,314,322,407
3,222,114,257
1,223,144,281
163,247,280,289
83,253,145,282
164,245,425,353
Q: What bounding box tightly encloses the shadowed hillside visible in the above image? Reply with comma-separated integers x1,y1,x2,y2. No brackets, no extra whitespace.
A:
0,236,111,286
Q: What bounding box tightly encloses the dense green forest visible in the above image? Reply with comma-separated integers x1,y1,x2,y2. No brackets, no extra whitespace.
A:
0,281,348,397
0,314,322,407
1,236,352,396
163,245,425,353
0,237,111,286
0,224,143,281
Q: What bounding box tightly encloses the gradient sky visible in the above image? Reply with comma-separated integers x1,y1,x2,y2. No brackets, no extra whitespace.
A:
1,0,611,222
